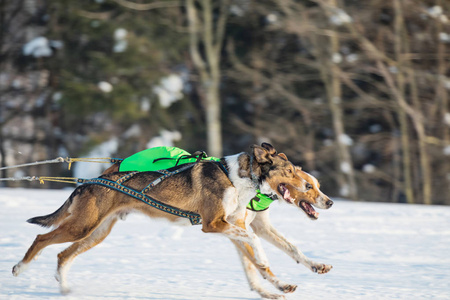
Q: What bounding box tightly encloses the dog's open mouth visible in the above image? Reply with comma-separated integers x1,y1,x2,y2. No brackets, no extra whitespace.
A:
299,201,319,219
278,183,295,204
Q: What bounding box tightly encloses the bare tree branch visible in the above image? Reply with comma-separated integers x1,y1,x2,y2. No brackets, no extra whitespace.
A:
112,0,183,11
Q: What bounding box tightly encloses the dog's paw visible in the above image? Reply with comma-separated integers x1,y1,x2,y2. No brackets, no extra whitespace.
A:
60,285,71,295
311,263,332,274
279,283,297,294
12,262,27,277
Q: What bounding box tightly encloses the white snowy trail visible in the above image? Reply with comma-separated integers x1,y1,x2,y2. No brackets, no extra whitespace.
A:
1,188,449,299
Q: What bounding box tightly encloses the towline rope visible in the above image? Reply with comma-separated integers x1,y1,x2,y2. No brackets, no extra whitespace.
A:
0,157,124,183
0,157,66,171
0,176,83,184
0,157,122,172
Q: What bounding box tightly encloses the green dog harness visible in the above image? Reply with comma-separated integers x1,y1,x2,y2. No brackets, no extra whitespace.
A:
119,146,277,213
247,190,277,211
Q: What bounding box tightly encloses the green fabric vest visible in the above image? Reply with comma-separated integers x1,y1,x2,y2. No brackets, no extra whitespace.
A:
119,146,275,211
119,146,220,172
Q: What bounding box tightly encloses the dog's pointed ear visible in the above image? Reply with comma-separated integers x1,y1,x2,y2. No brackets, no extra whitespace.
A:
261,143,277,155
252,145,273,164
278,153,288,161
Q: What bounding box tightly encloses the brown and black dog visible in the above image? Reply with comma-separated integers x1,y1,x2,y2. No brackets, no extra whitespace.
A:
12,143,310,297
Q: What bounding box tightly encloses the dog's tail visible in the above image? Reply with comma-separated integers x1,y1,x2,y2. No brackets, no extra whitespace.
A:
27,193,74,228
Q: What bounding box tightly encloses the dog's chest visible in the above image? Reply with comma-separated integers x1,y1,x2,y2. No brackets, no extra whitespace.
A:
225,154,258,206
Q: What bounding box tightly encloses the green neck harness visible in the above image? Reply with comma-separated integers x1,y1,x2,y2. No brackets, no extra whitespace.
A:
246,190,277,212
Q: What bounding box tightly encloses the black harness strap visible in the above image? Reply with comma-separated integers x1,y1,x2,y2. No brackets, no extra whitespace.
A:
116,172,139,184
78,174,202,225
142,163,195,193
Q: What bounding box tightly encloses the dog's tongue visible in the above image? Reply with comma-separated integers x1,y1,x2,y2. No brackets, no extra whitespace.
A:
303,202,319,218
283,188,291,200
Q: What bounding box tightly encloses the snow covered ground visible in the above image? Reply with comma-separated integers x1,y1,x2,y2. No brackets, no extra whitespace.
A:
1,188,449,300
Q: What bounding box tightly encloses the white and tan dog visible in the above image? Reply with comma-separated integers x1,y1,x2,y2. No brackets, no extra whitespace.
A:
239,167,333,299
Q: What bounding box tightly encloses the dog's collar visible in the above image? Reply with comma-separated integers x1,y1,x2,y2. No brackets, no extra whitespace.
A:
246,190,277,212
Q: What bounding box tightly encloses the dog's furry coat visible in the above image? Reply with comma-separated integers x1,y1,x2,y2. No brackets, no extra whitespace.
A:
13,143,330,299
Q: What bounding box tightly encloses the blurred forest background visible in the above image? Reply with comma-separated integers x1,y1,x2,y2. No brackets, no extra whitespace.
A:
1,0,449,205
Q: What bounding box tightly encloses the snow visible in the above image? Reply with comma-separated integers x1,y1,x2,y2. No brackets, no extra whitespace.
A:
1,188,450,300
153,74,184,108
339,184,349,197
444,145,450,156
445,112,450,126
329,9,352,26
140,97,151,112
72,138,119,179
98,81,113,93
146,130,182,148
340,162,351,174
362,164,375,174
332,53,343,64
113,28,128,53
427,6,443,18
22,38,63,58
114,28,128,40
338,134,353,146
439,32,450,43
345,54,358,63
122,124,142,139
230,5,245,17
266,13,279,24
23,37,53,58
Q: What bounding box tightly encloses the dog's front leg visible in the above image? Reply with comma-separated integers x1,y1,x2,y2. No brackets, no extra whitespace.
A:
232,240,297,298
217,222,270,269
233,241,288,300
250,210,332,274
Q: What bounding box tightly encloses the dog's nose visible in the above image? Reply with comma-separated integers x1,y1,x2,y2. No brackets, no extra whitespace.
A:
326,200,333,207
306,183,312,191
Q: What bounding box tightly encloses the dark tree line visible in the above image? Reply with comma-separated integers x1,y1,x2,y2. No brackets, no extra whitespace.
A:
1,0,449,204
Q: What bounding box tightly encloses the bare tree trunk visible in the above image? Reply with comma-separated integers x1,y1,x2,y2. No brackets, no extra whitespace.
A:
393,0,414,204
205,79,222,157
186,0,228,157
394,0,432,204
435,0,449,146
321,0,358,200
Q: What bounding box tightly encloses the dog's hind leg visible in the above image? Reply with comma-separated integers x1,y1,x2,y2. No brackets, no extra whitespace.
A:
12,211,103,277
55,215,119,294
